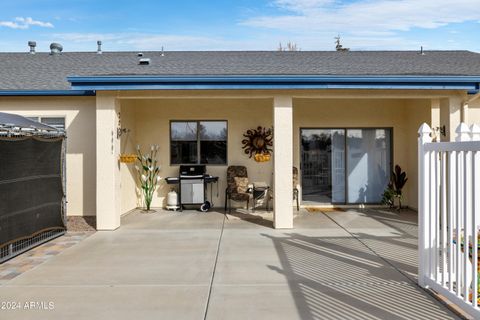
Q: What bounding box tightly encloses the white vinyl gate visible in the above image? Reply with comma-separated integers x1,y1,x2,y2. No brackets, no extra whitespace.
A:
418,122,480,318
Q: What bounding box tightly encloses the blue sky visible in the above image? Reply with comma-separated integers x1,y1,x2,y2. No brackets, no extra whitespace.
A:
0,0,479,52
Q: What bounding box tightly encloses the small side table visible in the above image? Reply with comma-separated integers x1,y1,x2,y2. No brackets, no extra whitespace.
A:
251,182,270,212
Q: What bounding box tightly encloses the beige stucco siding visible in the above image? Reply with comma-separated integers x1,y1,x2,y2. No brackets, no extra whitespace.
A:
120,97,431,211
404,99,432,210
119,102,138,214
1,91,469,218
120,98,274,210
468,100,480,126
293,98,431,209
0,96,96,216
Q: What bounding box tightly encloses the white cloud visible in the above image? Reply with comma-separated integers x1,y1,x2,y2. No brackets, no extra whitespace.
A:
272,0,337,12
51,32,270,51
242,0,480,35
0,21,23,29
0,17,53,29
47,31,423,52
40,30,422,52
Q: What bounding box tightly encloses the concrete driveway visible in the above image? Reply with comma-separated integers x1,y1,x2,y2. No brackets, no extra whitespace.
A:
0,208,460,320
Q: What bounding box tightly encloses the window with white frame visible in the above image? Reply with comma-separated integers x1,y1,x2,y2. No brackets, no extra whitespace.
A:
26,117,66,130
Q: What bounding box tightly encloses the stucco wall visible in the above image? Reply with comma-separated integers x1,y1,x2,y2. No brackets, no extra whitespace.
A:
293,98,428,208
120,97,430,210
468,100,480,126
120,103,139,214
0,96,96,216
121,98,274,210
0,93,448,217
404,99,432,210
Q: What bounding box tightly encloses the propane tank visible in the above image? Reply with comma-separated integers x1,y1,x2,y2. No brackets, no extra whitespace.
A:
166,189,179,210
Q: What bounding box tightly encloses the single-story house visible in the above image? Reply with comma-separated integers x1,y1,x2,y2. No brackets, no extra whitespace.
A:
1,44,480,230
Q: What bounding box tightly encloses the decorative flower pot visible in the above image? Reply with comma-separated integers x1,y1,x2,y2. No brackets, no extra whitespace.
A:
119,154,137,163
254,153,271,162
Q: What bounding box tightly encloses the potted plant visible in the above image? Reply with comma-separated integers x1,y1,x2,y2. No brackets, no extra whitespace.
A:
135,145,161,212
381,183,396,208
382,165,407,210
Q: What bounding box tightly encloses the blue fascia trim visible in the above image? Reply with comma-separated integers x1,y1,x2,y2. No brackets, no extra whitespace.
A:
0,90,96,96
468,82,480,94
67,75,480,91
70,84,479,91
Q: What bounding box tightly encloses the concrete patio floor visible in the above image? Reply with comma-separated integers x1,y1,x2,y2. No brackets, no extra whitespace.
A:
0,208,460,320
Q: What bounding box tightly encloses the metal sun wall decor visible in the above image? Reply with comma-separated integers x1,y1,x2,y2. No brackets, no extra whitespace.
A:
242,126,273,162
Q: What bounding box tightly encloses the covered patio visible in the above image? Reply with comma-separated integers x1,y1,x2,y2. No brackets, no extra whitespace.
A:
0,209,461,319
92,88,469,231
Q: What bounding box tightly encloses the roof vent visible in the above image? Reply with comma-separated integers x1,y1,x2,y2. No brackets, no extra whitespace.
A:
137,52,143,57
420,46,425,55
50,42,63,55
28,41,36,54
139,58,150,65
97,40,102,54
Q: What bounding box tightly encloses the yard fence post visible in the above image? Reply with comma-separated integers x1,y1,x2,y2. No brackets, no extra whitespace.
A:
418,123,432,288
455,123,471,142
472,124,480,307
471,124,480,141
456,123,473,299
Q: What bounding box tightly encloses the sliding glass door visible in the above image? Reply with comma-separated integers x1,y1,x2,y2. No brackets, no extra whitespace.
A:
301,128,391,204
301,129,345,203
346,129,391,203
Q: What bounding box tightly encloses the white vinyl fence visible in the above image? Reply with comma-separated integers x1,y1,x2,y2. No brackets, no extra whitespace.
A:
418,122,480,318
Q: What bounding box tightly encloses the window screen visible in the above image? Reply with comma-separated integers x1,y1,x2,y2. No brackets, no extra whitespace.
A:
170,121,227,165
24,117,65,130
171,122,198,164
41,117,65,130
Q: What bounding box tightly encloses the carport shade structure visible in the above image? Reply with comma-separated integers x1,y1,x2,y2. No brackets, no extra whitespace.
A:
0,112,66,263
0,112,62,132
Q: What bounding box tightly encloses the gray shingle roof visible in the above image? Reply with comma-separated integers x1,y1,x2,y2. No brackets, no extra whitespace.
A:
0,50,480,91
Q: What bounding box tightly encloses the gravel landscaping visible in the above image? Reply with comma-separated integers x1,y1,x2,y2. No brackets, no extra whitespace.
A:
67,216,96,231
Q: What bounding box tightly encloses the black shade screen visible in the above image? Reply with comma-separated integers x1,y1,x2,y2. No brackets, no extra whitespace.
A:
0,138,65,245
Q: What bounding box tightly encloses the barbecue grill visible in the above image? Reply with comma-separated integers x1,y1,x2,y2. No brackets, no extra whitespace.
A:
179,165,211,212
179,165,206,210
163,165,218,212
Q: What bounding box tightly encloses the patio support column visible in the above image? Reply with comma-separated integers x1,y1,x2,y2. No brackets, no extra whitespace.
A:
273,96,293,229
430,99,440,141
440,97,462,142
96,92,121,230
461,101,469,125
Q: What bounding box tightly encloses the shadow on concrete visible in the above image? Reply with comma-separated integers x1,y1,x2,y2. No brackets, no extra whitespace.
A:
261,209,458,320
225,209,274,228
331,208,419,281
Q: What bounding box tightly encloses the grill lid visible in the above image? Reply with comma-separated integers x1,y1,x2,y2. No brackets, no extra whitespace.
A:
179,165,206,176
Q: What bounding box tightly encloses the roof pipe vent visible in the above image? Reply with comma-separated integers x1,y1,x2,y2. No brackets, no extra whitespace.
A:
420,46,425,55
97,40,102,54
139,58,150,65
28,41,36,54
50,43,63,55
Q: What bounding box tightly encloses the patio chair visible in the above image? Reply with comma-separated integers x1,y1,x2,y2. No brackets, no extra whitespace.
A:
225,166,251,213
293,166,300,211
258,167,299,211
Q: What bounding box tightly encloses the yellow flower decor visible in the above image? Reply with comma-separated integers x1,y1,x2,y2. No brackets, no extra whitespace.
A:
254,153,271,162
242,126,273,162
119,154,137,163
